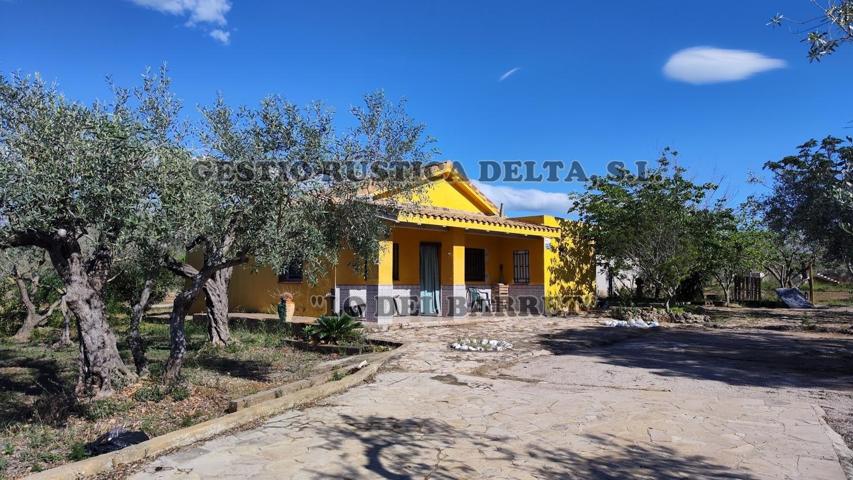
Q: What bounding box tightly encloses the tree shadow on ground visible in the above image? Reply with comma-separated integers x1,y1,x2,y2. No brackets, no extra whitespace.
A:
300,414,755,479
527,434,759,479
0,345,77,426
305,414,511,479
538,326,853,389
191,355,273,382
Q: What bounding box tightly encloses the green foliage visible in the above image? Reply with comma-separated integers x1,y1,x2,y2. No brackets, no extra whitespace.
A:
169,385,190,402
770,1,853,61
179,413,202,427
303,314,363,345
0,67,185,393
571,149,717,309
133,385,166,403
67,442,88,461
763,137,852,269
80,399,132,421
697,208,770,303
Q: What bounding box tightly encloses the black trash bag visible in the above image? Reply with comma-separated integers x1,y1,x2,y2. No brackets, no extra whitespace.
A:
85,427,149,456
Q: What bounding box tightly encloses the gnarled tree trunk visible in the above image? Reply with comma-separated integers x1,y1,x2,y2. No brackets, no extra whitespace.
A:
47,240,134,398
203,267,233,347
129,278,155,376
11,271,61,342
164,229,246,386
164,273,208,385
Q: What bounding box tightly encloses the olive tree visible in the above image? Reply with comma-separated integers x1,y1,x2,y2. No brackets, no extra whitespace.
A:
0,248,63,342
107,245,178,377
161,92,433,383
770,1,853,60
0,70,182,397
571,149,716,311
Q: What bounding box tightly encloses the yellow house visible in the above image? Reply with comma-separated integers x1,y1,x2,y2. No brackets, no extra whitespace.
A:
223,162,595,323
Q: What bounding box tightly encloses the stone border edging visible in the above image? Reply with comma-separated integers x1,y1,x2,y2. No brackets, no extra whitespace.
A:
812,404,853,479
24,344,408,480
226,349,394,412
365,315,512,333
282,338,402,355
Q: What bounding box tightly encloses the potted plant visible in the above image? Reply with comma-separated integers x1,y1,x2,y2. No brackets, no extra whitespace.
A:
277,292,295,326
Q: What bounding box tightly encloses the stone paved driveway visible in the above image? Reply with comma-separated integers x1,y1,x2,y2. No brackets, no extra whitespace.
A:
131,316,853,479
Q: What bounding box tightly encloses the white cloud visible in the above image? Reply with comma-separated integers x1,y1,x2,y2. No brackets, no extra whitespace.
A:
209,28,230,45
473,181,571,215
663,47,786,85
498,67,520,82
128,0,232,43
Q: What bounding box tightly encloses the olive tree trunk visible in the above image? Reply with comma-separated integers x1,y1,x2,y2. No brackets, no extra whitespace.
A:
46,240,134,398
163,230,246,385
203,267,233,347
128,278,155,376
11,271,61,342
163,271,208,384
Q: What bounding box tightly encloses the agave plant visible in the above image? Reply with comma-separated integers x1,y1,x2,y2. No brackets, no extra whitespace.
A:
303,314,363,344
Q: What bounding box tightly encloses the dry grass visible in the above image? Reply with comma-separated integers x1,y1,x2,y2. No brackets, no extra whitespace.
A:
0,319,336,479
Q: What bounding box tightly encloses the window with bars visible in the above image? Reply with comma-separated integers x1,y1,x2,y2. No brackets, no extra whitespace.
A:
465,248,486,282
278,260,303,282
392,243,400,281
513,250,529,284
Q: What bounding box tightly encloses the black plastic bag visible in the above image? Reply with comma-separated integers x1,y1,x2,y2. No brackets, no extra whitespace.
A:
85,427,150,456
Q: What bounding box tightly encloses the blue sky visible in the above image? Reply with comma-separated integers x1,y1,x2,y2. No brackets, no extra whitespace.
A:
2,0,851,216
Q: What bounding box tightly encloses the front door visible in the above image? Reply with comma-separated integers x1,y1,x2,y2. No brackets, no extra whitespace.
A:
419,243,441,316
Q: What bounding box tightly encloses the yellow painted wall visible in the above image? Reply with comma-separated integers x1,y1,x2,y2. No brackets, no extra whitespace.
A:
497,236,546,286
544,219,596,313
186,176,593,317
389,226,543,287
188,222,590,317
227,258,333,317
395,176,494,215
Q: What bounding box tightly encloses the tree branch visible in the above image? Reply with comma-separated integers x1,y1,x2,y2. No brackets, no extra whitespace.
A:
164,256,199,279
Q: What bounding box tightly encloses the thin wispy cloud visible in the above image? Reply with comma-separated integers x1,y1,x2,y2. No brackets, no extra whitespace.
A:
473,181,571,214
663,46,786,85
127,0,233,44
498,67,521,82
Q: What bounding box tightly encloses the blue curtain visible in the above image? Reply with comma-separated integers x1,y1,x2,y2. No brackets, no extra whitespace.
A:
419,244,440,315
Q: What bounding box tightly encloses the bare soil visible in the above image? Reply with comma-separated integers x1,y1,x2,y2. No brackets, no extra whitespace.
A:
0,320,335,479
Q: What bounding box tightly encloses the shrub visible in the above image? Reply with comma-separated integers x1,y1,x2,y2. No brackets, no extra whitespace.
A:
133,385,165,403
303,314,363,345
169,385,190,401
67,442,88,461
80,398,132,421
179,413,201,427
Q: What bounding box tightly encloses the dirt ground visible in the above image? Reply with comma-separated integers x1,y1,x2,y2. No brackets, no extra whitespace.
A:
0,321,332,479
705,305,853,335
130,312,853,480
